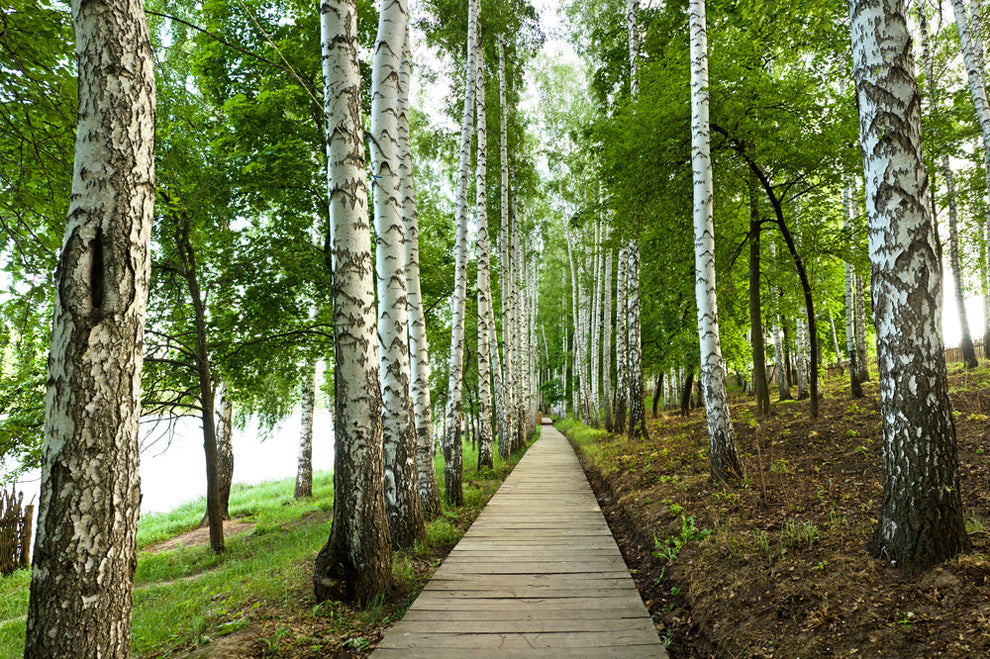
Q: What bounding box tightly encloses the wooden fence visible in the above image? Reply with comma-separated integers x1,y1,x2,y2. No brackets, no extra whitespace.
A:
1,488,33,576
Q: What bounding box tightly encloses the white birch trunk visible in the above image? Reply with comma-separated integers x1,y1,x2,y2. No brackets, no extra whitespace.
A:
614,244,629,429
941,155,980,367
849,0,968,574
602,222,614,430
25,0,155,652
313,0,391,603
370,0,423,548
497,36,514,457
442,0,478,505
295,369,315,499
590,221,602,425
796,317,809,399
511,180,526,448
398,21,441,519
843,180,863,396
474,35,495,470
855,274,870,380
690,0,742,483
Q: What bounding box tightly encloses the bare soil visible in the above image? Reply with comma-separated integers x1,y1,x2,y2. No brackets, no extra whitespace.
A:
145,519,256,554
574,365,990,658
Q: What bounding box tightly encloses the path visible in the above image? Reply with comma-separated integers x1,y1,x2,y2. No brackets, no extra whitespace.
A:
373,422,668,658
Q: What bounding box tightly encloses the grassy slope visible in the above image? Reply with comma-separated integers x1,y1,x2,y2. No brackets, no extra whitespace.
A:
563,364,990,658
0,434,533,658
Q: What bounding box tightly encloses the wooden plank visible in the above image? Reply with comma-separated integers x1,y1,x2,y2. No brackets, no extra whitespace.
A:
371,425,668,657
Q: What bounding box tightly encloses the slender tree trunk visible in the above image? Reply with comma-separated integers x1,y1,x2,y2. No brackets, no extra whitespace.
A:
443,0,479,506
941,156,980,368
849,0,969,575
844,181,865,397
602,223,614,431
512,178,526,450
950,0,990,356
691,0,742,484
829,314,843,373
314,0,392,603
748,176,770,416
295,367,315,500
590,221,602,425
497,36,514,457
769,240,791,401
176,220,224,553
398,22,441,519
652,373,662,416
796,317,809,400
25,1,155,652
680,371,694,417
474,35,495,471
216,380,234,517
855,274,870,381
614,244,628,430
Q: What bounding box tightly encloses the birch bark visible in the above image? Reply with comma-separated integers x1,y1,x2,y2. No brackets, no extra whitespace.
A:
216,381,234,517
614,244,628,429
849,0,969,575
602,223,614,431
690,0,742,484
474,37,495,470
313,0,392,602
844,181,864,397
25,1,154,653
443,0,478,505
398,22,441,518
295,367,315,499
855,274,870,381
941,155,980,367
497,36,514,457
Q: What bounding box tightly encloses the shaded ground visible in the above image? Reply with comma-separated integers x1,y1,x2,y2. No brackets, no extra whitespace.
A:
570,365,990,658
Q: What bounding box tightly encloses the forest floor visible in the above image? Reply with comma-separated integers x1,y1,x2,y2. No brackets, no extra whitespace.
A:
564,362,990,658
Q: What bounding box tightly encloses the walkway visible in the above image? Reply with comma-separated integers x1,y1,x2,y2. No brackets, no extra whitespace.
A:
373,422,668,658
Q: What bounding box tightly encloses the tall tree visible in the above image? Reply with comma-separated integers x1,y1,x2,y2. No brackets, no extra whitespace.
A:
313,0,392,603
475,19,495,470
690,0,743,484
848,0,969,575
843,181,865,398
25,0,156,653
443,0,479,506
625,0,648,440
497,36,514,459
370,0,424,548
398,22,441,518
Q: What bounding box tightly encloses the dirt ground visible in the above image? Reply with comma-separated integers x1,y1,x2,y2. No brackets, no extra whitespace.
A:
576,365,990,658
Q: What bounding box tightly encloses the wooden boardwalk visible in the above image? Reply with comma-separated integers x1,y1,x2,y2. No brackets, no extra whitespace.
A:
373,422,668,657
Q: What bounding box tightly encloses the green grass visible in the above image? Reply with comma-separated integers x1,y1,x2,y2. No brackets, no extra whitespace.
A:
1,433,536,658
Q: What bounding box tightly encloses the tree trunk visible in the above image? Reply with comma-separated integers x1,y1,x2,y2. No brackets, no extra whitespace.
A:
651,373,662,417
25,0,155,652
216,380,234,517
398,21,441,519
748,176,770,416
601,224,614,431
854,274,870,381
680,371,694,417
176,219,224,553
512,181,527,450
314,0,392,603
614,244,628,430
690,0,742,484
828,314,843,373
497,36,514,458
443,0,479,506
796,317,809,400
849,0,969,575
370,0,423,549
295,367,315,500
950,0,990,357
844,181,865,398
474,32,495,471
941,156,980,368
769,241,792,401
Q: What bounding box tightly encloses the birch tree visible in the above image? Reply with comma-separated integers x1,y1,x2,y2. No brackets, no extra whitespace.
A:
614,247,629,429
399,22,441,518
849,0,969,575
474,31,495,470
313,0,392,602
626,0,648,440
690,0,743,484
601,221,614,430
216,381,234,516
294,368,315,499
951,0,990,348
24,0,156,652
443,0,478,505
369,0,423,548
497,36,514,458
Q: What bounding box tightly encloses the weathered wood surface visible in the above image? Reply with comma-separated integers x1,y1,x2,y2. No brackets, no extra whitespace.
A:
372,423,668,657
